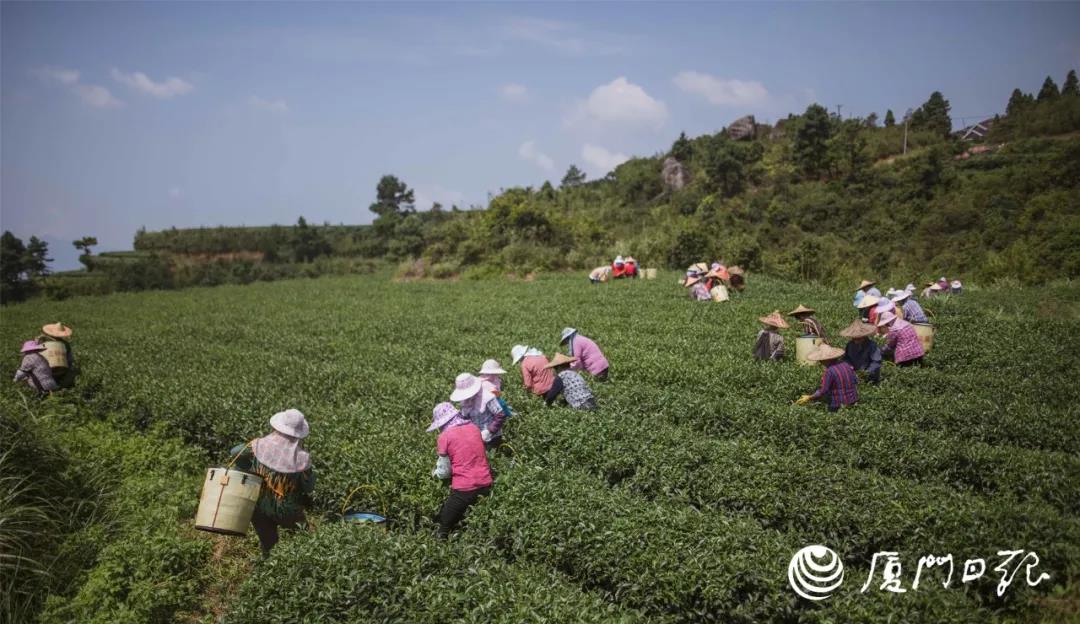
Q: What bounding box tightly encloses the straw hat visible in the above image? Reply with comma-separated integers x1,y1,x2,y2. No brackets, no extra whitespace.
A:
728,265,744,276
929,284,943,291
684,276,701,287
478,359,506,375
704,269,721,279
427,402,461,432
856,295,880,310
839,320,876,339
891,290,911,303
450,373,482,401
41,322,72,338
544,353,577,369
693,262,709,274
787,304,815,317
511,345,528,365
758,310,789,329
876,311,897,327
857,280,876,291
807,344,845,362
270,409,310,439
20,340,45,354
559,327,577,344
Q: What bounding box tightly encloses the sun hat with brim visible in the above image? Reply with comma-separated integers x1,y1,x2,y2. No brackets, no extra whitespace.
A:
876,311,897,327
856,295,881,310
614,256,625,265
929,284,943,291
270,409,310,439
41,322,72,338
839,320,877,339
427,402,461,432
544,353,577,369
857,280,876,290
478,359,506,376
20,340,45,354
758,310,789,329
684,276,702,287
891,291,911,303
807,344,846,361
693,262,709,274
728,266,745,276
511,345,528,365
450,373,482,402
559,327,577,344
787,304,815,316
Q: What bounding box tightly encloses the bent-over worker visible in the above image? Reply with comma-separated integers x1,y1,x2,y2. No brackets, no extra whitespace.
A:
512,344,560,404
429,402,492,539
877,311,925,367
13,340,59,394
545,353,597,410
452,372,506,445
840,320,882,385
753,311,788,361
560,327,609,381
796,344,859,411
230,409,315,558
891,290,928,324
37,322,75,387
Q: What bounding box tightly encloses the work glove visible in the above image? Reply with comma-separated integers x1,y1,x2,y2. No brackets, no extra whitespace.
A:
795,394,813,406
481,428,493,443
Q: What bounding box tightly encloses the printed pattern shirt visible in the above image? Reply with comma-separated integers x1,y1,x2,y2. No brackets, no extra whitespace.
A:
884,319,925,363
13,353,59,392
230,444,315,520
753,330,785,361
811,361,859,409
557,370,594,409
690,283,711,301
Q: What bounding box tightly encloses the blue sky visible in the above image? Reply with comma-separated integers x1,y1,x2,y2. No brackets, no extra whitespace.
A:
3,2,1078,269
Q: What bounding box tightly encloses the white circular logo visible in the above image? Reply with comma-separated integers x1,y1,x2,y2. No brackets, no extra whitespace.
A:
788,545,845,601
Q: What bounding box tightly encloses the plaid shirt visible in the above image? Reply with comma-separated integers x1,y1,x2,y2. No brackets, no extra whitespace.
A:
812,361,859,410
901,299,928,324
885,319,925,363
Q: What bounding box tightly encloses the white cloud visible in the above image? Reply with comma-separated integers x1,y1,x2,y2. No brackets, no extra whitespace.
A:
567,77,668,129
518,141,555,172
673,71,769,107
499,83,528,101
582,143,629,175
35,66,123,108
249,96,289,113
110,68,193,98
502,17,585,55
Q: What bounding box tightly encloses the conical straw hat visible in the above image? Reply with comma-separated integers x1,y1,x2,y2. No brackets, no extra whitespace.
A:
544,353,577,369
807,344,845,361
758,310,789,329
787,304,815,316
857,280,876,290
839,320,876,339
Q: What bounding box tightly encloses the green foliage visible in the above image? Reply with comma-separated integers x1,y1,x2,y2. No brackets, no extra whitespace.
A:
1,273,1075,621
670,131,692,161
73,236,98,255
1063,70,1079,97
561,164,586,188
1037,75,1060,101
884,109,896,127
370,174,415,218
910,91,952,138
793,103,833,179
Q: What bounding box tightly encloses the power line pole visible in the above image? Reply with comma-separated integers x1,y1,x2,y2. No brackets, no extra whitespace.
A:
836,104,843,119
902,108,914,155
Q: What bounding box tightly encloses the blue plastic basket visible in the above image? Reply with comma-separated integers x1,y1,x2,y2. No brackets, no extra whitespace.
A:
343,512,386,524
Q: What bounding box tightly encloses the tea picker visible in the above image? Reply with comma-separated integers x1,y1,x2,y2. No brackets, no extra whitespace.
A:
37,322,76,388
795,344,859,411
838,320,882,384
428,402,493,539
13,340,59,394
197,409,315,558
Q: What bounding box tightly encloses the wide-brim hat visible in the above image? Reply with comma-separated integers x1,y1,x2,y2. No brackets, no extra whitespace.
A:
559,327,577,344
693,262,709,274
511,344,528,365
450,372,482,402
427,402,461,432
929,284,943,291
41,322,72,338
270,409,310,439
728,266,745,276
787,304,815,316
839,320,877,339
856,295,880,310
891,290,911,303
807,344,845,361
684,276,701,287
857,280,876,290
614,256,625,265
876,311,897,327
758,310,789,329
478,359,506,375
545,353,577,369
704,269,721,279
20,340,45,354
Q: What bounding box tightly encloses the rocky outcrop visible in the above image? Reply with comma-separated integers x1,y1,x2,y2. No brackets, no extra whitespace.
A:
661,157,690,191
726,115,756,141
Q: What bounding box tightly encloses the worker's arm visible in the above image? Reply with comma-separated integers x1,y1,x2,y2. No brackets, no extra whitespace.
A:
432,455,451,480
485,400,506,435
770,336,784,361
521,362,535,392
867,346,883,377
811,370,832,401
883,330,899,354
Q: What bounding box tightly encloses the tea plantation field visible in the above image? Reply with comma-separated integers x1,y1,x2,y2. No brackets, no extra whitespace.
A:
2,272,1077,623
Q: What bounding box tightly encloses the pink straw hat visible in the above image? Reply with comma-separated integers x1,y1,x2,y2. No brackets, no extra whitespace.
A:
427,402,461,432
20,340,44,354
269,408,310,439
876,311,897,327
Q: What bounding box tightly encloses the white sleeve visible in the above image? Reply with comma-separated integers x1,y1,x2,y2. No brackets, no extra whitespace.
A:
433,455,451,480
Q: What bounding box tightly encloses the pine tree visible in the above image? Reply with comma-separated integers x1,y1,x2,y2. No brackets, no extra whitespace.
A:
561,164,586,188
1037,76,1060,101
670,132,692,161
884,109,896,127
910,91,952,138
1062,70,1079,97
793,104,833,179
1006,88,1033,116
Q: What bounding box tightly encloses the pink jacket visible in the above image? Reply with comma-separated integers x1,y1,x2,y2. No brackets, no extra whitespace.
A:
568,335,609,376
